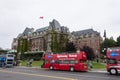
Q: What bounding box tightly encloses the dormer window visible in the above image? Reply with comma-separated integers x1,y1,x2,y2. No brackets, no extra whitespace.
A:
85,34,89,38
91,34,94,37
57,28,59,31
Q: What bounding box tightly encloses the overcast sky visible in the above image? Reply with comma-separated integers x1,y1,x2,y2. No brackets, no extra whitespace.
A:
0,0,120,49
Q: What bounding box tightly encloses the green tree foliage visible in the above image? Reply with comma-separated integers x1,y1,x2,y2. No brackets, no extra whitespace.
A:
100,37,116,55
17,38,28,60
51,32,60,53
51,31,69,53
59,34,68,52
116,36,120,46
65,42,76,52
81,46,95,60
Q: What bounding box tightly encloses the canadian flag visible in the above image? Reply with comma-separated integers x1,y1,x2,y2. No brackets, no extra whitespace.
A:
40,16,44,19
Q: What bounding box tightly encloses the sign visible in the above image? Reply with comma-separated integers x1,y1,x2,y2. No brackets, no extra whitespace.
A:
110,52,119,57
0,57,6,61
48,55,52,58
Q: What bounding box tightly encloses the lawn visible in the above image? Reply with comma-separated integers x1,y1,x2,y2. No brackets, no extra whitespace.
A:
21,60,43,67
92,62,106,69
21,60,106,69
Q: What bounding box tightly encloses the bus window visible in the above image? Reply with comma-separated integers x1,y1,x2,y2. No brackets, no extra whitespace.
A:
107,58,117,64
50,60,55,63
75,60,78,64
8,55,13,57
7,59,13,61
118,60,120,64
60,60,69,64
70,60,75,64
50,60,59,64
45,60,48,64
80,60,86,63
70,60,78,64
7,62,13,64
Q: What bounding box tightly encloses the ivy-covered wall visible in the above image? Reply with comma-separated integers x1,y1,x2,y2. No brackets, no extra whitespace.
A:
17,38,28,60
51,31,68,53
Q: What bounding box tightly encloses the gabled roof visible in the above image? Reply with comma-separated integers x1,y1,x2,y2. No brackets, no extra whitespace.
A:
49,19,61,28
17,33,22,38
72,29,99,36
36,26,48,33
22,27,33,36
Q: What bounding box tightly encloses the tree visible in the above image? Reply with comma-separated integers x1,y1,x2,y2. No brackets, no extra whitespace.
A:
17,38,28,60
81,46,95,60
65,42,76,52
116,36,120,46
51,32,59,53
51,31,69,53
100,37,116,55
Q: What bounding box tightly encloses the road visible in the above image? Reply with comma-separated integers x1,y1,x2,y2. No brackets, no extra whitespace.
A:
0,67,119,80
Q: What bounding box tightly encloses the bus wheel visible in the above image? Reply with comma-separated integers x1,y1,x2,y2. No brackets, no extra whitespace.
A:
110,68,118,75
49,66,53,70
70,67,74,72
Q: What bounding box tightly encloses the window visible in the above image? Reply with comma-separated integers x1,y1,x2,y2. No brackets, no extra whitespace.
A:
50,60,59,64
8,55,13,57
50,60,55,63
118,60,120,64
70,60,78,64
107,58,117,64
60,60,69,64
7,59,13,61
7,62,13,64
45,60,48,64
80,60,86,63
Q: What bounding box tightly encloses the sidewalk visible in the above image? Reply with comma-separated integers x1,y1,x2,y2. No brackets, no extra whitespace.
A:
88,68,107,73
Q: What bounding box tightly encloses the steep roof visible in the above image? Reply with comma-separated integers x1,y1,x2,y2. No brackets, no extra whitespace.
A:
36,26,48,32
72,29,99,36
49,19,61,28
22,27,33,36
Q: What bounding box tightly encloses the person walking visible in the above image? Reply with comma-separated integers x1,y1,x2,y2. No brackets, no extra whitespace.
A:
2,61,6,69
29,59,33,67
88,60,92,70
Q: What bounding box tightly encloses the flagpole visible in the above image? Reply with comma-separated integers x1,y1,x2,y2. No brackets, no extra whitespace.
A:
40,16,44,27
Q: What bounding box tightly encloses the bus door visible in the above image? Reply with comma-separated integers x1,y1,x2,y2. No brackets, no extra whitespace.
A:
50,60,59,70
44,59,50,69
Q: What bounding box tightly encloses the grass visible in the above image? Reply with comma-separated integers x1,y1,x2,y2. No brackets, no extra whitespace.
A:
21,60,43,66
92,62,106,69
21,60,106,69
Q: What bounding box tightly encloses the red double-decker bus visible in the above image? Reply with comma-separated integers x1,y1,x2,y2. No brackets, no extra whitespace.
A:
106,47,120,75
42,52,88,72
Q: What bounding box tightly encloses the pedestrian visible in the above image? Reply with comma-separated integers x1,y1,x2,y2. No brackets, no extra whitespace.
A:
2,61,6,69
88,60,92,70
29,59,33,67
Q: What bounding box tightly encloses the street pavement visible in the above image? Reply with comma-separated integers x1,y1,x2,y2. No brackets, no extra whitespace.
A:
0,66,119,80
16,66,108,73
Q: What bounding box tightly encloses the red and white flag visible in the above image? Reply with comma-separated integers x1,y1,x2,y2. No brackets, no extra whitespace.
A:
40,16,44,19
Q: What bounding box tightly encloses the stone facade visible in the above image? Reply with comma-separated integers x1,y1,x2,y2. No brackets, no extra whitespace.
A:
12,19,102,55
11,38,18,50
13,19,69,53
71,29,102,55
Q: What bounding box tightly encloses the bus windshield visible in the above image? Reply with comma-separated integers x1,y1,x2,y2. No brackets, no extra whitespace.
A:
107,58,117,64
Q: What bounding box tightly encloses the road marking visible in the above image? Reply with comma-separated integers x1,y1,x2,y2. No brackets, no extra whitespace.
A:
0,70,75,80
